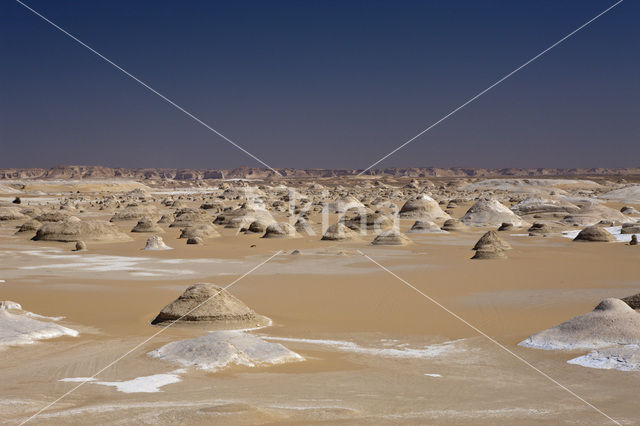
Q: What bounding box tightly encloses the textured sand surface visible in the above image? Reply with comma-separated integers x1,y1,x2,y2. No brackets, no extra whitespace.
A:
0,176,638,425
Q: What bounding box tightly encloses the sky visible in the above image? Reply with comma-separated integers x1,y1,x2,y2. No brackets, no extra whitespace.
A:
1,0,638,170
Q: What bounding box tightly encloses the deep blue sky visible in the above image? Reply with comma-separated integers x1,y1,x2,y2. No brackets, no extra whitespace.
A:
1,0,638,169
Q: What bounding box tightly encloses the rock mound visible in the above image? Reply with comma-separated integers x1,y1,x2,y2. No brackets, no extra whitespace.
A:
143,236,172,250
441,218,467,232
110,205,158,222
16,219,42,233
179,224,220,240
573,226,616,242
131,217,163,233
408,220,446,233
621,293,640,310
33,218,132,243
322,223,359,241
0,207,27,221
151,283,265,328
371,229,411,246
460,198,528,228
342,211,393,232
471,231,510,259
472,231,511,251
398,195,450,221
620,223,640,234
519,298,640,350
262,222,297,238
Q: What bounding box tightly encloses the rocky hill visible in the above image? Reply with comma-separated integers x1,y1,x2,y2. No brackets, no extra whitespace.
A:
0,165,638,180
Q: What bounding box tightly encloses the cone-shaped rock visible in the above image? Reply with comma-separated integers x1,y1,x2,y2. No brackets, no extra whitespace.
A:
398,195,450,221
371,229,412,246
472,231,511,251
322,223,358,241
460,198,528,228
408,220,446,233
151,283,266,327
519,298,640,350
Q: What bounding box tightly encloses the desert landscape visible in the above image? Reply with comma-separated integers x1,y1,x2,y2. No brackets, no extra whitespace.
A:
1,166,639,425
2,1,639,424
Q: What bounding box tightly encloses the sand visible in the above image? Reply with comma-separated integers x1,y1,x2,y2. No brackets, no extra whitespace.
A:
0,176,639,425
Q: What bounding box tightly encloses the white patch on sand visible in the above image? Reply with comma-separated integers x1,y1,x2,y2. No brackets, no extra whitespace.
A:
60,371,185,393
0,303,78,348
94,372,183,393
59,377,96,383
149,331,303,372
424,373,442,377
263,336,464,359
567,345,640,371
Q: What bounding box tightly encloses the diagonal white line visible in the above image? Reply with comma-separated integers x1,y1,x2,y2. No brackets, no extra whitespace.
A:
357,0,624,175
356,250,621,425
18,251,283,425
14,0,282,177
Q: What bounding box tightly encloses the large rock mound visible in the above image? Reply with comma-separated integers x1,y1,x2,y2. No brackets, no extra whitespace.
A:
371,229,412,246
33,217,132,243
398,195,450,221
151,283,267,328
519,298,640,350
460,198,528,228
322,223,359,241
573,226,616,242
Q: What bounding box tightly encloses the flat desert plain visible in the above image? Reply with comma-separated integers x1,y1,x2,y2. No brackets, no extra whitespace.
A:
0,175,639,425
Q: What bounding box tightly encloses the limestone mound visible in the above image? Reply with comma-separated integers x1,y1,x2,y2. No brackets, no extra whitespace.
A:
170,208,211,228
342,211,393,232
460,198,528,228
497,222,514,231
179,224,220,240
408,220,446,234
472,231,511,251
620,223,640,234
510,196,580,216
151,283,265,327
621,206,640,215
621,293,640,310
527,222,554,235
33,218,132,243
398,195,450,221
519,298,640,350
441,219,467,232
131,217,163,233
110,205,158,222
322,223,359,241
471,247,507,260
371,230,411,246
143,236,172,251
262,222,297,238
0,207,27,221
16,219,42,233
35,211,69,223
562,202,633,226
573,226,616,242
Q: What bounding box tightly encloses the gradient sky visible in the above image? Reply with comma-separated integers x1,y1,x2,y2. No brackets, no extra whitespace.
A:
1,0,638,170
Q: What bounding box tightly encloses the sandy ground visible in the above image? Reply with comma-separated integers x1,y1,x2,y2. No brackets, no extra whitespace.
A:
0,193,639,425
